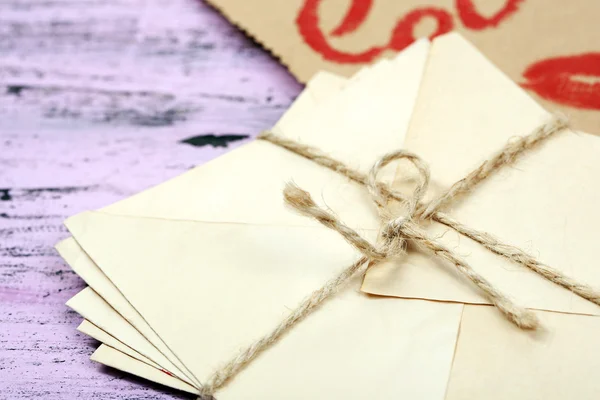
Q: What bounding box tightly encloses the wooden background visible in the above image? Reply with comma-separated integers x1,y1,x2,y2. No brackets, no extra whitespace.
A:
0,0,301,398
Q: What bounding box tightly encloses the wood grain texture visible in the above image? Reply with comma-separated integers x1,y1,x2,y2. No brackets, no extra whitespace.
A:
0,0,302,398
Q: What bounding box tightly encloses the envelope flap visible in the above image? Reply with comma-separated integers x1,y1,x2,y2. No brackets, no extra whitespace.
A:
102,140,381,230
65,211,372,382
403,33,551,188
272,39,430,173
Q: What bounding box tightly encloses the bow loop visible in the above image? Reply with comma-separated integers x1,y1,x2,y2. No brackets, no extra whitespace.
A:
367,149,431,257
367,149,431,223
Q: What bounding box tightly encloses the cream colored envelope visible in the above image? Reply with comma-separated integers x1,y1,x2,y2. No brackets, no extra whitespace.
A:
445,305,600,400
361,33,600,398
61,39,466,399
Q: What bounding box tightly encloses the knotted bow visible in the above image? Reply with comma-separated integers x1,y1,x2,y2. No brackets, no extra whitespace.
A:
283,147,540,330
199,117,600,398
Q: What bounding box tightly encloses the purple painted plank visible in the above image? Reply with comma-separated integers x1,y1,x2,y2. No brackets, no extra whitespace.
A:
0,0,302,398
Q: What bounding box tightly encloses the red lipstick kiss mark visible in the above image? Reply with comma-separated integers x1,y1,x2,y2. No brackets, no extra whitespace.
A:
521,54,600,110
297,0,453,64
456,0,524,30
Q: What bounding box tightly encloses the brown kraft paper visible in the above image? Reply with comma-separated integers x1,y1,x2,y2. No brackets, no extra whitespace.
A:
206,0,600,134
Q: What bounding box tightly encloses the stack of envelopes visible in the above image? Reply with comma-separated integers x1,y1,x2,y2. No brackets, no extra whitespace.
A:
57,33,600,399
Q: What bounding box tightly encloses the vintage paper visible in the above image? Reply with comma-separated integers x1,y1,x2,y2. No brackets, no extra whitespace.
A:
206,0,600,134
445,306,600,400
62,40,466,399
362,33,600,317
